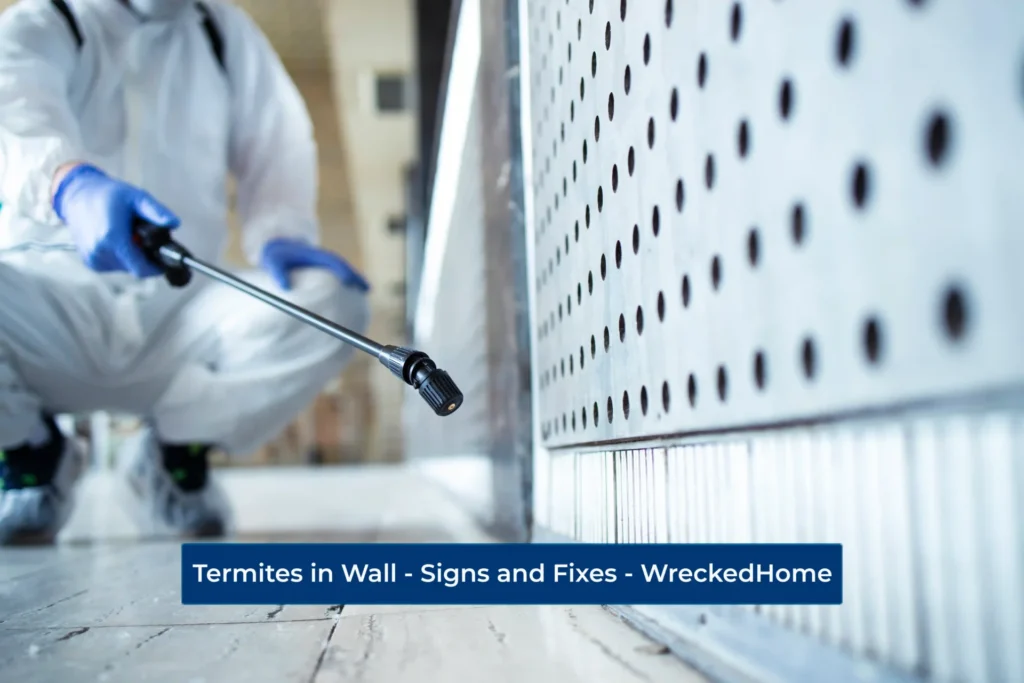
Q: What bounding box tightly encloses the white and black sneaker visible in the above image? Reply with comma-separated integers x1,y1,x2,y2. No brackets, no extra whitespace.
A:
119,427,232,539
0,416,87,546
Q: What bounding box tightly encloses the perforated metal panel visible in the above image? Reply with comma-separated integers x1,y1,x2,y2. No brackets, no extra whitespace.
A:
518,1,1024,682
526,0,1024,447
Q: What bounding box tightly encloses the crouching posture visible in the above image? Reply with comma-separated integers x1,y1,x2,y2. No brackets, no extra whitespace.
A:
0,0,370,544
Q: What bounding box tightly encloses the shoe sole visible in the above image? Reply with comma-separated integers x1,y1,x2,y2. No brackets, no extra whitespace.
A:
116,452,229,541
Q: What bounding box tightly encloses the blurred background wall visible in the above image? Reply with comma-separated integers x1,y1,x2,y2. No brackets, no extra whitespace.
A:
212,0,430,467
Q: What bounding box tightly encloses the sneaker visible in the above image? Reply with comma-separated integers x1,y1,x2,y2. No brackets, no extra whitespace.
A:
0,416,87,545
119,427,232,539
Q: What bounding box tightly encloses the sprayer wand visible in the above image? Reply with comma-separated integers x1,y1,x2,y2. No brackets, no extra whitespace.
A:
132,220,463,417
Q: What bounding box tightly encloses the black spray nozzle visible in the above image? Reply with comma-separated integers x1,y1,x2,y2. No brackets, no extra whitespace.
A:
378,345,463,416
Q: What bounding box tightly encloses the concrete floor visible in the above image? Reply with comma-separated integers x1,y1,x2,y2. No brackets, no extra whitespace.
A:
0,466,706,682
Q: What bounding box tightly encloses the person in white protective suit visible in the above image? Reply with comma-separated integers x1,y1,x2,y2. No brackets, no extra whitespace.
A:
0,0,371,544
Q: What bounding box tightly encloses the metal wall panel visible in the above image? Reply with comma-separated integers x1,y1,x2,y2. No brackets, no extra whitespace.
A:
519,0,1024,681
526,0,1024,446
537,409,1024,683
407,0,532,540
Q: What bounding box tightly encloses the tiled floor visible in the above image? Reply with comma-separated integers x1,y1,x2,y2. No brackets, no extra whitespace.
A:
0,466,706,682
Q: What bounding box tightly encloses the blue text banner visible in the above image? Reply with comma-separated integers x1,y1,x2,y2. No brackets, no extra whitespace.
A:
181,543,842,605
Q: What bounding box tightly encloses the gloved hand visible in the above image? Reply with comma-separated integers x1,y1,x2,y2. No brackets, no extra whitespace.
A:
52,164,180,277
260,237,370,293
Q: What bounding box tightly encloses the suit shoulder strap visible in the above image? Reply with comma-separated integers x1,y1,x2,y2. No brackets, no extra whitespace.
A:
50,0,84,49
195,1,226,74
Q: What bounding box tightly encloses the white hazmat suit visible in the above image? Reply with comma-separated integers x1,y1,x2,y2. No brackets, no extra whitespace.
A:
0,0,369,541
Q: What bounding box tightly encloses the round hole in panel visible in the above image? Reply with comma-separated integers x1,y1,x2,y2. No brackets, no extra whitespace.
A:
607,396,614,423
779,78,794,121
925,109,953,167
566,294,571,316
682,274,691,307
863,315,883,365
612,164,619,191
705,154,716,189
851,161,872,209
564,234,569,254
717,365,728,402
622,391,630,418
753,350,767,390
618,314,626,342
687,374,697,407
647,118,656,148
560,358,565,377
628,147,635,175
570,101,575,122
737,119,750,158
605,22,611,50
604,326,610,350
801,337,818,381
589,0,594,14
620,0,627,20
730,3,742,42
632,224,640,253
583,140,589,164
580,77,585,101
577,18,581,40
665,0,673,26
608,93,615,121
577,282,582,304
597,186,604,211
624,65,632,94
569,354,574,374
670,88,679,120
593,401,599,427
575,220,579,242
643,34,651,65
572,411,576,431
588,271,594,294
652,206,661,236
791,203,807,245
591,51,598,78
636,306,645,335
747,228,760,267
711,255,723,290
675,179,685,212
640,386,649,415
580,345,585,370
591,334,597,358
582,406,587,429
615,241,622,267
594,116,601,142
585,204,591,227
942,283,969,343
601,254,607,280
657,291,666,321
572,160,577,180
662,381,671,413
836,18,856,67
697,52,708,88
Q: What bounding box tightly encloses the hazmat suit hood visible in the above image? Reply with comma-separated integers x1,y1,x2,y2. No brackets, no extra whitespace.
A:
122,0,193,21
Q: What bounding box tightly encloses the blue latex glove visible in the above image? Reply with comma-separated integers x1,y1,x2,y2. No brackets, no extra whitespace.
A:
260,238,370,293
52,164,180,277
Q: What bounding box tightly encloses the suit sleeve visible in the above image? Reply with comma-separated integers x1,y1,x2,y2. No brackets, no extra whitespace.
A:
0,0,88,226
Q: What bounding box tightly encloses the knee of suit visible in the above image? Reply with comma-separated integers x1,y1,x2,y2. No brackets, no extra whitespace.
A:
287,270,370,327
287,270,371,364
